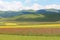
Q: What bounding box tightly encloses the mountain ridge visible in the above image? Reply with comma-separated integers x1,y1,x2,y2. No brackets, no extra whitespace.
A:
0,9,60,22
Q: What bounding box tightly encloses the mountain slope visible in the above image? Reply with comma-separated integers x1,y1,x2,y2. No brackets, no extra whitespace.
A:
0,9,60,22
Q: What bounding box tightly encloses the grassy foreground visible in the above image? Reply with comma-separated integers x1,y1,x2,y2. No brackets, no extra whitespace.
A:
0,34,60,40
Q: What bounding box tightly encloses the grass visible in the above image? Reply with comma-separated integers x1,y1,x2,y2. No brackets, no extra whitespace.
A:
0,34,60,40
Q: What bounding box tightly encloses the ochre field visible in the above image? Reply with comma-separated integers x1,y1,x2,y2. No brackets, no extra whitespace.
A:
0,22,60,28
0,24,60,28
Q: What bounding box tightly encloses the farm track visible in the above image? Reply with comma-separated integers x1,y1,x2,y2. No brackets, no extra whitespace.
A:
0,28,60,35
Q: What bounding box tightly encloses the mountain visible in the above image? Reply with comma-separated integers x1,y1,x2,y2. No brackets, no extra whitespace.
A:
0,9,60,22
36,9,60,14
0,10,35,18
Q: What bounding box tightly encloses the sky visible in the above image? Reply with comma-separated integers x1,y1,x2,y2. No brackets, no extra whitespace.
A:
0,0,60,11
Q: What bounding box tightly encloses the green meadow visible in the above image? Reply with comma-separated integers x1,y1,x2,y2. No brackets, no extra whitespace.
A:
0,34,60,40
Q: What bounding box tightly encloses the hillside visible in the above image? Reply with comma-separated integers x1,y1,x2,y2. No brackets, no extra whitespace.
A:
0,9,60,22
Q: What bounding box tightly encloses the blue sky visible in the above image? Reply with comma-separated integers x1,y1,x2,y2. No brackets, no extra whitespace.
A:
3,0,60,5
0,0,60,11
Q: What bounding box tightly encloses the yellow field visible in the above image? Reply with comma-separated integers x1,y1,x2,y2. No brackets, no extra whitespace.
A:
0,23,60,28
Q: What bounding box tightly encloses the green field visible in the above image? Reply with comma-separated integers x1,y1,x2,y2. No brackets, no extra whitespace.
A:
0,34,60,40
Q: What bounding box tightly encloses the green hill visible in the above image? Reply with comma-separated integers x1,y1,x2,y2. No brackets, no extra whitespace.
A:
0,9,60,22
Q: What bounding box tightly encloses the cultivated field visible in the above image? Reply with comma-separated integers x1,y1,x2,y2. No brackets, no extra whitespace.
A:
0,22,60,28
0,22,60,40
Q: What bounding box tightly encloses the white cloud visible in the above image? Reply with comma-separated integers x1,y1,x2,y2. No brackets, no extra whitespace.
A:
0,1,24,11
31,3,44,10
45,4,60,9
0,1,44,11
31,4,60,10
0,0,60,11
23,4,60,10
23,3,44,10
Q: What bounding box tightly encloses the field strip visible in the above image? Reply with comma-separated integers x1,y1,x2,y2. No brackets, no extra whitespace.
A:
0,35,60,40
0,24,60,28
